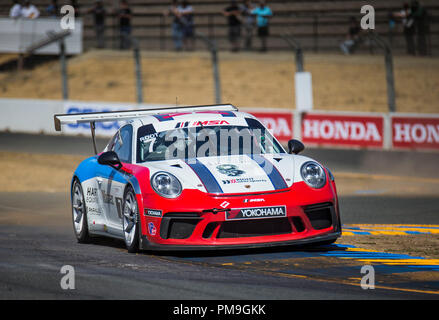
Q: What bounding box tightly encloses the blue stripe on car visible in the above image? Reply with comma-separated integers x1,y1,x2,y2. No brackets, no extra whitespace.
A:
249,155,288,190
185,159,223,194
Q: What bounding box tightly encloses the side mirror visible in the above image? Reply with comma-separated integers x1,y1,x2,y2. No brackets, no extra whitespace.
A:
288,139,305,154
98,151,122,170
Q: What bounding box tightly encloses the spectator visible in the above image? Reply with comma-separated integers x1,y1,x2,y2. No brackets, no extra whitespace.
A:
21,1,40,19
393,3,415,55
251,0,272,52
340,17,362,55
70,0,80,18
223,1,242,52
46,0,58,18
88,0,106,49
240,0,255,50
411,0,428,56
9,0,22,19
179,1,195,51
118,0,132,50
164,0,183,51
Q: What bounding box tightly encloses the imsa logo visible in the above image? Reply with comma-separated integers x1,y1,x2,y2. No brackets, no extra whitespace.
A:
227,206,287,220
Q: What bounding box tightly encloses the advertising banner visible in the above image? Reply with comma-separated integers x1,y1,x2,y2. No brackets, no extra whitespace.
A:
247,111,293,142
392,116,439,150
301,113,384,148
63,101,133,137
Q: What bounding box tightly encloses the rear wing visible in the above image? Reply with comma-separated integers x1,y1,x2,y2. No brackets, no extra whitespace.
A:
54,104,237,132
53,104,238,154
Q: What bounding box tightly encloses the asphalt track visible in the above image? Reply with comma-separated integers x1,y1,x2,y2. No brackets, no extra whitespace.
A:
0,132,438,299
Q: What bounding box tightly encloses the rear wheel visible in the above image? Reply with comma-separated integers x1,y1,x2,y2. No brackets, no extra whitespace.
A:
122,186,140,253
71,179,91,243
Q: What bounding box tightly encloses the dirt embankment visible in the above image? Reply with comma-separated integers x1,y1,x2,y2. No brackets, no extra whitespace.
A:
1,50,438,113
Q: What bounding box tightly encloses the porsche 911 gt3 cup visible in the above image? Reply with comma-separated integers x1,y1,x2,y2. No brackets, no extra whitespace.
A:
54,104,341,252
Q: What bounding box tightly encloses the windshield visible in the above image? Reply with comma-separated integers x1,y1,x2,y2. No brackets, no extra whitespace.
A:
136,118,285,163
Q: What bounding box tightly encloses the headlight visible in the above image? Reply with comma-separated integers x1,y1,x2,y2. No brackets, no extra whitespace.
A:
300,161,326,189
151,171,182,198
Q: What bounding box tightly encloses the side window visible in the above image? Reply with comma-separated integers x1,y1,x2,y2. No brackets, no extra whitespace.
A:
113,125,133,163
106,134,117,152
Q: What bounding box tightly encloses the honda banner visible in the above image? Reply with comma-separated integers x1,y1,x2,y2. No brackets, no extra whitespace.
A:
301,113,384,148
392,116,439,150
247,111,293,142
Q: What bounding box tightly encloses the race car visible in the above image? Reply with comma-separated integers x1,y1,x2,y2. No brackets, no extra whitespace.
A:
54,104,341,252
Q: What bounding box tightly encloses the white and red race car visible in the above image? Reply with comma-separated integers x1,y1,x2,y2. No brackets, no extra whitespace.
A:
54,104,341,252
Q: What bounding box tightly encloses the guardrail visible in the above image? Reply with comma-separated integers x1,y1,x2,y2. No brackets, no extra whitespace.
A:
1,98,438,151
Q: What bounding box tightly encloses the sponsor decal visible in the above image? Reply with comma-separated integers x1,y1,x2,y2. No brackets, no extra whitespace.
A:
226,205,287,220
216,164,245,177
222,177,267,184
100,190,114,205
175,120,231,128
220,201,230,209
144,209,162,217
148,222,157,236
392,117,439,149
243,198,265,203
223,177,267,185
154,111,236,122
139,133,159,143
248,111,293,142
301,114,383,147
85,187,98,203
87,206,102,215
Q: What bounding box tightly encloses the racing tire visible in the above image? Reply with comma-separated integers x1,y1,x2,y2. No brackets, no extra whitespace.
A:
71,179,91,243
122,186,140,253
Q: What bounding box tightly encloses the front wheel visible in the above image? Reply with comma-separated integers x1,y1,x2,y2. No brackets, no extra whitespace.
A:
71,179,91,243
122,186,140,253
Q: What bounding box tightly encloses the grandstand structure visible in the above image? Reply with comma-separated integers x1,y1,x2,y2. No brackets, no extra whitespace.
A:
0,0,437,54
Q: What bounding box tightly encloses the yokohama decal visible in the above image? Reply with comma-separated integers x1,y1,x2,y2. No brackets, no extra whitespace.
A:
301,114,383,147
392,116,439,149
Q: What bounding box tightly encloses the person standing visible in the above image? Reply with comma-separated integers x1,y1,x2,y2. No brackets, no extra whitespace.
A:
223,0,242,52
240,0,254,50
411,0,428,56
179,1,195,51
21,1,40,19
9,0,22,18
164,0,184,51
118,0,132,49
251,0,272,52
46,0,58,18
340,17,362,55
88,0,106,49
393,3,415,55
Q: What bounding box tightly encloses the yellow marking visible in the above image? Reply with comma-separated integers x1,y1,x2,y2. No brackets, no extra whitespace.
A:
356,259,439,266
221,263,234,266
257,270,439,296
343,224,439,235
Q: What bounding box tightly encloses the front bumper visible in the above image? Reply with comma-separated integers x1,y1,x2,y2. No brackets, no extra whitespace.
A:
141,231,341,251
138,180,342,251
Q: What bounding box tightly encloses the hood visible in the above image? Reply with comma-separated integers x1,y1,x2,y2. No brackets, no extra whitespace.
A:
140,154,296,194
